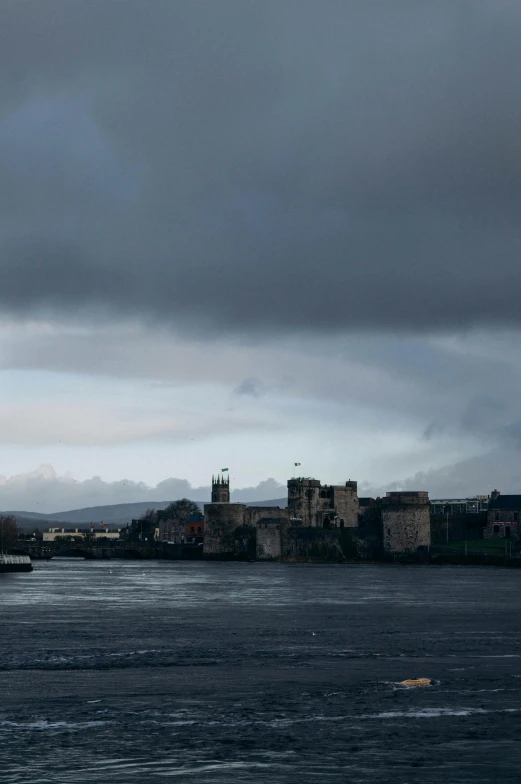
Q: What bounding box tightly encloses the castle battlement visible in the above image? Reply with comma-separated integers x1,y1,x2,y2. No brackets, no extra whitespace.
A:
383,491,429,506
287,476,358,528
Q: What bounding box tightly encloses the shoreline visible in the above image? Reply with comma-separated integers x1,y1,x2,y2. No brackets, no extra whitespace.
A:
22,552,521,568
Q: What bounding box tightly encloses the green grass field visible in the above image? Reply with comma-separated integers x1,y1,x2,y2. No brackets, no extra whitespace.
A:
437,539,518,555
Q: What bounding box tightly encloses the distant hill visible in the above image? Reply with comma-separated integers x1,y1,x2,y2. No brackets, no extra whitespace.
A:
6,497,288,530
246,498,286,508
6,501,196,530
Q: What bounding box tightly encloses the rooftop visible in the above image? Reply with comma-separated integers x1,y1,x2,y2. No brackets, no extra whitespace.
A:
489,495,521,510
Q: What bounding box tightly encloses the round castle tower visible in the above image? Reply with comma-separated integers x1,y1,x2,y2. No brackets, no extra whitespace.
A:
381,491,430,553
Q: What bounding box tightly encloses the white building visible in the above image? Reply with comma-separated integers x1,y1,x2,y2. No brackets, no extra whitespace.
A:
42,527,121,542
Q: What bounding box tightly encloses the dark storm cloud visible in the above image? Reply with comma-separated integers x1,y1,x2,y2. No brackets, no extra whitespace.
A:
1,1,521,334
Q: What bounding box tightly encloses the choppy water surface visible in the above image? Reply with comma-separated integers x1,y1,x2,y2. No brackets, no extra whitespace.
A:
1,562,521,783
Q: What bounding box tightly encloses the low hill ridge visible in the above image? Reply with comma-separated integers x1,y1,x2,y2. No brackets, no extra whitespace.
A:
6,498,287,529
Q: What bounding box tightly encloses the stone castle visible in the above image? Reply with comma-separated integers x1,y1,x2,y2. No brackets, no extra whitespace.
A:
203,474,430,560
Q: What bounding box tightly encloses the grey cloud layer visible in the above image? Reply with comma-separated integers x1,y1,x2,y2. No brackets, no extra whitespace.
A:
362,448,521,499
0,465,285,514
4,322,521,453
1,1,521,334
4,451,521,515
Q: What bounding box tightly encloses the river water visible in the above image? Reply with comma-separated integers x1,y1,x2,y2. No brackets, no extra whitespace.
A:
1,561,521,782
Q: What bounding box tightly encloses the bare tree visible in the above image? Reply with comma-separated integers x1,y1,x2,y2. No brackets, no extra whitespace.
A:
154,499,201,543
162,499,200,523
130,507,162,543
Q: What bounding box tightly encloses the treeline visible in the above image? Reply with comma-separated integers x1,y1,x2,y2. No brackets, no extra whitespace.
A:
0,515,18,549
140,498,201,524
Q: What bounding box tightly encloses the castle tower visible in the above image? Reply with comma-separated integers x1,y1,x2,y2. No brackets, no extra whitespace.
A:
211,474,230,504
287,478,321,526
287,477,359,527
381,491,430,553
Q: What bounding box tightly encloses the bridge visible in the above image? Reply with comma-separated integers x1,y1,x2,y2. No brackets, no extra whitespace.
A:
11,540,204,560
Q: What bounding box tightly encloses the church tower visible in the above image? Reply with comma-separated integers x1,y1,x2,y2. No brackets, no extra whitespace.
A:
211,474,230,503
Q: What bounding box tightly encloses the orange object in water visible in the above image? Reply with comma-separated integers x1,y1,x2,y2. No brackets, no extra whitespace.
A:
400,678,433,687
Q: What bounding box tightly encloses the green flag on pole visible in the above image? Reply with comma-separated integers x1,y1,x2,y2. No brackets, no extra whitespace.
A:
221,468,229,472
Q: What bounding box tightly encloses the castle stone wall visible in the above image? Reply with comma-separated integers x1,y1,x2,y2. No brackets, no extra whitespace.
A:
204,503,289,558
256,523,282,560
203,503,249,556
284,528,356,561
246,506,288,525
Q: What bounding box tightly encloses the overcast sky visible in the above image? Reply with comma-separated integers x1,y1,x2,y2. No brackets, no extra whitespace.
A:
1,1,521,512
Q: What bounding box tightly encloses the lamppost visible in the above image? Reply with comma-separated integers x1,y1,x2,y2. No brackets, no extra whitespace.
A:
444,504,450,544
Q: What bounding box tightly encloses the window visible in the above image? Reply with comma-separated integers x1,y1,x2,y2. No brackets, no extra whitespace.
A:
493,525,500,533
190,526,195,533
495,512,499,522
514,512,519,523
198,526,202,534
